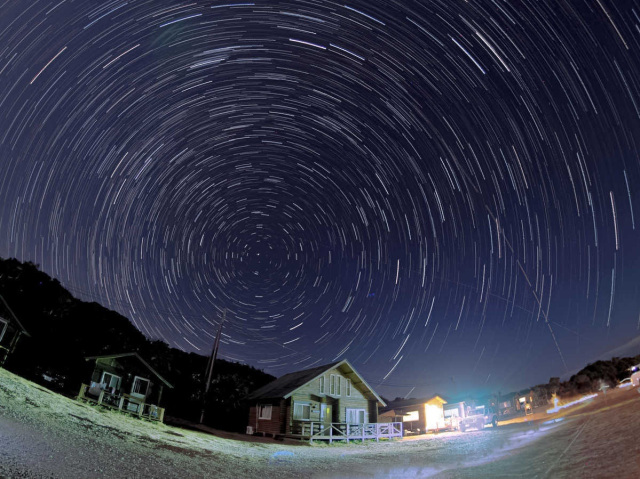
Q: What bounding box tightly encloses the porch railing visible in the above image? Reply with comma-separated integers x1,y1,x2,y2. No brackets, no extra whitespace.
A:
76,383,165,423
301,421,403,443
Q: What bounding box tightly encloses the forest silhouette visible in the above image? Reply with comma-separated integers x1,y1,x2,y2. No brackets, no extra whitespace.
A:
0,257,274,431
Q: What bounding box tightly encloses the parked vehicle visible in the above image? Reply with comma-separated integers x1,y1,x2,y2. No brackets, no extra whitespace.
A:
459,405,498,431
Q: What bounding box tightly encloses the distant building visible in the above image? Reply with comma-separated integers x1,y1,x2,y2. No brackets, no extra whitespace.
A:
246,359,393,441
0,294,30,367
630,363,640,387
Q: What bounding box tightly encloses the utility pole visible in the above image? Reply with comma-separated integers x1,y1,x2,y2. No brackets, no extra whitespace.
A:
199,309,226,424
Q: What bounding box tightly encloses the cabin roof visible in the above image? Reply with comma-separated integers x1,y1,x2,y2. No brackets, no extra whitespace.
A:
0,294,30,337
248,359,386,406
381,395,447,412
85,352,173,388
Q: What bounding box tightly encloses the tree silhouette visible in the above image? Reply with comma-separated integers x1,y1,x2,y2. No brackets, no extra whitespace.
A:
0,256,274,432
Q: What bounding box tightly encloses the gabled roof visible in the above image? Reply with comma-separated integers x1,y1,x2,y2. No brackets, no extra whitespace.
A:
0,294,30,337
85,352,173,388
248,359,386,407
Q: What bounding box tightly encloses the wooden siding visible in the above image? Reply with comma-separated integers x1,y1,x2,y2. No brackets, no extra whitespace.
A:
249,400,286,436
288,367,373,428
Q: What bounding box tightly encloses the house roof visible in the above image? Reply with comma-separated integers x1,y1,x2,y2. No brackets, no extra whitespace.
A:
247,359,386,407
378,409,400,418
0,293,30,337
85,352,174,388
381,395,447,412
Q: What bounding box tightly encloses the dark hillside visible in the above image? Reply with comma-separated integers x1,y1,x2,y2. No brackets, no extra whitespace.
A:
0,257,274,431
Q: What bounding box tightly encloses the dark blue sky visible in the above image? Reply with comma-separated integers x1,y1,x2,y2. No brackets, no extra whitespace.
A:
1,0,640,400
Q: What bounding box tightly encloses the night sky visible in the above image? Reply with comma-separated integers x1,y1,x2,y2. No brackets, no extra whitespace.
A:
1,0,640,400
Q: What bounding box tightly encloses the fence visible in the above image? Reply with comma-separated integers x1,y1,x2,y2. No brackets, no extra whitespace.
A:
76,383,165,422
301,421,403,443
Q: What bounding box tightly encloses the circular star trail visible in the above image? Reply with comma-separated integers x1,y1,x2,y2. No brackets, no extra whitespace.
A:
1,0,640,394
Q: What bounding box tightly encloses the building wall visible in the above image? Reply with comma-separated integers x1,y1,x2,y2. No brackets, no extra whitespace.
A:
289,366,374,424
248,400,285,436
424,403,445,431
368,399,378,423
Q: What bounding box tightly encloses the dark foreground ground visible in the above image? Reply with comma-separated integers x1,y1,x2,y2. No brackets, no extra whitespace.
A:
1,367,639,478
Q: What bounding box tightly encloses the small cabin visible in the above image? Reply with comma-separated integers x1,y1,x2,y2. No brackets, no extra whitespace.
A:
0,295,30,367
77,352,173,422
379,396,447,434
247,359,400,442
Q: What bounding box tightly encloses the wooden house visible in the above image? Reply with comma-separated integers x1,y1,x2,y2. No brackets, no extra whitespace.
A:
77,352,173,422
247,359,400,442
379,395,447,434
0,294,30,367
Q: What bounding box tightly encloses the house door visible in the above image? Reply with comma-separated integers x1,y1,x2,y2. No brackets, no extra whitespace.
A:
131,376,150,400
320,404,331,425
346,408,366,424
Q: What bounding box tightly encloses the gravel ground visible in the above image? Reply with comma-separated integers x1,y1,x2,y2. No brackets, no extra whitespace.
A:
1,367,639,478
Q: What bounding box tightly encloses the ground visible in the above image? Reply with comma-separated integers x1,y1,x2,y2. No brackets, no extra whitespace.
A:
1,368,639,478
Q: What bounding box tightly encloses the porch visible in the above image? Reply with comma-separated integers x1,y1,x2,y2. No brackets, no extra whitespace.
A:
297,421,403,443
77,383,166,422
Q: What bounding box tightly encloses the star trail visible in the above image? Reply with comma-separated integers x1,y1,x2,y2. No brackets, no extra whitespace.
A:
1,0,640,397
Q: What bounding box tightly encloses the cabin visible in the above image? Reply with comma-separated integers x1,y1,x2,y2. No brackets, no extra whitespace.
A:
379,396,447,434
77,352,173,422
492,390,539,417
247,359,401,443
0,294,30,367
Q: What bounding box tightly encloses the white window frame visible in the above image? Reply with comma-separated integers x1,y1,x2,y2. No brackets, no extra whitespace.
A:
0,317,8,342
293,402,311,421
330,374,342,396
100,371,121,391
131,376,150,397
346,379,352,397
319,376,325,394
346,408,366,424
258,404,272,420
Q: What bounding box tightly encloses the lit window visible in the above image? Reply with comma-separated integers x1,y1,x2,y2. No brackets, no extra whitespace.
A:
258,404,272,420
403,411,419,422
293,403,311,420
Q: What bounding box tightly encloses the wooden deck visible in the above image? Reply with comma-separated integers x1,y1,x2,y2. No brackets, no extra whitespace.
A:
76,383,166,422
299,422,403,443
